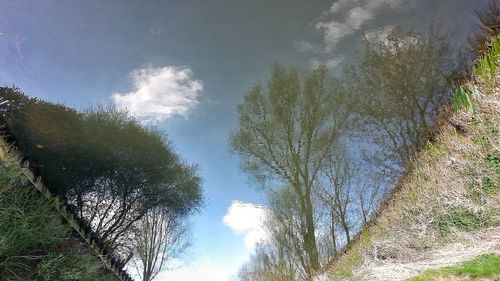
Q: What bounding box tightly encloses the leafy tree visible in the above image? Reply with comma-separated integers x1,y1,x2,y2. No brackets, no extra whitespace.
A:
231,64,347,277
0,87,203,260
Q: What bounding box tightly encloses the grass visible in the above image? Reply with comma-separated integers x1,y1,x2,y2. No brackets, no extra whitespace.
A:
475,36,500,87
325,230,372,279
323,26,500,281
0,161,116,280
432,207,494,236
483,153,500,195
407,253,500,280
452,86,474,114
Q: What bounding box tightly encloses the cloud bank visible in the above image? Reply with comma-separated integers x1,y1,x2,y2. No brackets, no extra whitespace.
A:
112,66,203,122
223,201,270,249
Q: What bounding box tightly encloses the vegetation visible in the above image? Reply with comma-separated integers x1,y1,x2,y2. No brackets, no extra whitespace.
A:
408,254,500,281
0,87,203,280
2,3,499,281
129,208,190,281
316,7,500,279
234,23,460,281
432,207,494,236
0,161,116,280
235,3,500,281
231,64,347,278
345,26,455,167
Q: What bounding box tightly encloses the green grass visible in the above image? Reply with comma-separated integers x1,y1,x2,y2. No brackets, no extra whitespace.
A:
483,153,500,195
432,207,494,237
452,86,474,114
408,253,500,280
0,162,116,281
475,36,500,87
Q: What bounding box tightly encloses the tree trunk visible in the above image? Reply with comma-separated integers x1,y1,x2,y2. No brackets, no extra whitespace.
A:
341,220,350,243
303,191,320,275
330,210,337,254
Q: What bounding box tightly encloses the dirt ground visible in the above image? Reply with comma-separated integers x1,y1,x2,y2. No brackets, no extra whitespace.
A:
351,226,500,280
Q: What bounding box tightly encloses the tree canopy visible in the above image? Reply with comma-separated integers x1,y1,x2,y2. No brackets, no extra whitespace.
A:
231,64,347,277
0,87,203,259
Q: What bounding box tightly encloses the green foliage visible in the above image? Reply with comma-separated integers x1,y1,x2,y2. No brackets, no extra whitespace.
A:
231,63,346,277
432,207,494,236
37,252,111,281
482,153,500,194
0,165,67,262
408,253,500,280
0,87,203,253
0,90,202,214
452,86,474,114
475,36,500,86
466,152,500,203
0,162,115,280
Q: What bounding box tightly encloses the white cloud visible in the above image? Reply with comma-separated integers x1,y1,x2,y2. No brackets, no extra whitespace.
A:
309,0,406,52
315,21,353,50
346,7,374,30
157,261,231,281
112,66,203,122
223,201,270,249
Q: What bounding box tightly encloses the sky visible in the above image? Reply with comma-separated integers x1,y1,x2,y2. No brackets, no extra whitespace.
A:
0,1,489,280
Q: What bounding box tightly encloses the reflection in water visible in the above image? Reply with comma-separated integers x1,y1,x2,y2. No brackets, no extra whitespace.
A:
235,21,483,281
0,1,496,281
0,88,203,267
345,26,455,166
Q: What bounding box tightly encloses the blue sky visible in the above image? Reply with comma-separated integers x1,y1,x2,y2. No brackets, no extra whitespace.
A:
0,0,488,280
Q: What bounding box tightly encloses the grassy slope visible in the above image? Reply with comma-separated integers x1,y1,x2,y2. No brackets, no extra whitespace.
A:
321,39,500,280
0,161,117,281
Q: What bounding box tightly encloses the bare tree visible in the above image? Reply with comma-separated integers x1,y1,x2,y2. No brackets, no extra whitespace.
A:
354,173,385,227
129,209,190,281
345,27,455,167
237,243,296,281
317,149,355,244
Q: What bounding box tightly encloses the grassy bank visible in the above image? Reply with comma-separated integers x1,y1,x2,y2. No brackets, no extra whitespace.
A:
319,35,500,281
0,161,116,281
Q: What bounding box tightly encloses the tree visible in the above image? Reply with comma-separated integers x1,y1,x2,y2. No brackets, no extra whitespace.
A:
345,27,455,166
129,209,189,281
267,188,310,280
237,243,296,281
231,64,346,277
354,173,385,227
316,149,355,244
0,87,203,260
